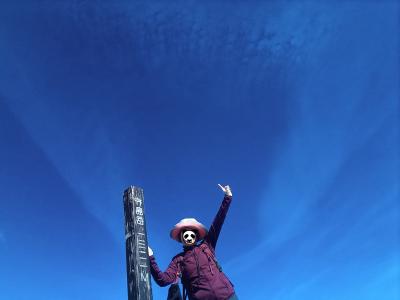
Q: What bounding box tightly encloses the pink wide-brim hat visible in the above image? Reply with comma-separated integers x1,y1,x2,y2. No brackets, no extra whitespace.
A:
170,218,208,242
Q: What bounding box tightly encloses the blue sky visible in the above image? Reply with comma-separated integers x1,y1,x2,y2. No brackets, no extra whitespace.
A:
0,1,398,300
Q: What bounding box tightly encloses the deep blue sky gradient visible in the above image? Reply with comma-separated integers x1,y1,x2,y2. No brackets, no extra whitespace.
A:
0,1,399,300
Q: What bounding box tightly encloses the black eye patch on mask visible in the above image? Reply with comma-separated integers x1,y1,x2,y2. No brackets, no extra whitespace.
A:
183,233,196,239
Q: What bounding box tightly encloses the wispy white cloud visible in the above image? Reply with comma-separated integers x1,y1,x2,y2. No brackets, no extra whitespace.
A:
0,2,333,242
0,54,129,238
225,1,398,285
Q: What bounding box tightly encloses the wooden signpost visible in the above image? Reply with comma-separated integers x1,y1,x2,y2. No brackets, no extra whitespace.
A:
123,186,153,300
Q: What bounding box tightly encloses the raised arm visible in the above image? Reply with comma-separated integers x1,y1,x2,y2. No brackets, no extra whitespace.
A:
205,184,233,250
148,249,180,287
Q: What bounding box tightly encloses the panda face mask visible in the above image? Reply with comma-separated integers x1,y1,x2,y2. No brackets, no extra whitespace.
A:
181,230,197,246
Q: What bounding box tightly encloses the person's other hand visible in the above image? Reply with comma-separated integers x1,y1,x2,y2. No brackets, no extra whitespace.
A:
218,184,232,197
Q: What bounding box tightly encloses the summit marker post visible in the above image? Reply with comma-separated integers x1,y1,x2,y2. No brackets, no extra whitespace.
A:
123,186,153,300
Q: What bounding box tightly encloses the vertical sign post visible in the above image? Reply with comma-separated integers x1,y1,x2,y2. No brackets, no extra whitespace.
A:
123,186,153,300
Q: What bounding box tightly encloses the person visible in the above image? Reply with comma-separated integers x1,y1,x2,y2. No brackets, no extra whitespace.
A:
148,184,238,300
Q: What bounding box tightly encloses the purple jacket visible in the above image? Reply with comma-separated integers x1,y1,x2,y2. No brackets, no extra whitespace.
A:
149,195,235,300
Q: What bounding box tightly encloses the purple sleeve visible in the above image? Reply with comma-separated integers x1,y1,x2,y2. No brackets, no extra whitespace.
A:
205,195,233,250
149,255,179,287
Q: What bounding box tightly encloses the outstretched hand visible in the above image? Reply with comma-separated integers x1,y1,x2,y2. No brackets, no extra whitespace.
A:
218,184,232,197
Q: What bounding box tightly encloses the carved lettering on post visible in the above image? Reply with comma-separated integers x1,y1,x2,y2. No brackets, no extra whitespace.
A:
123,186,153,300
